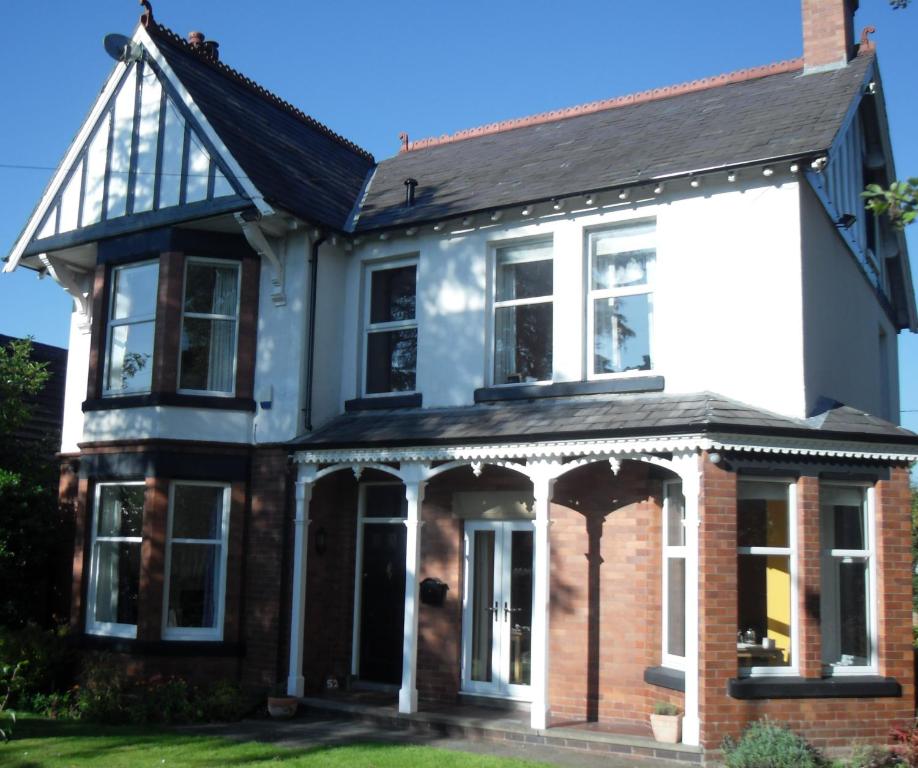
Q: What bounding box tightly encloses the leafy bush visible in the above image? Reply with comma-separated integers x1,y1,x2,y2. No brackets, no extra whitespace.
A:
0,623,73,708
74,655,128,724
840,744,905,768
890,721,918,767
0,661,23,742
653,701,680,716
722,719,829,768
194,680,249,723
29,689,79,720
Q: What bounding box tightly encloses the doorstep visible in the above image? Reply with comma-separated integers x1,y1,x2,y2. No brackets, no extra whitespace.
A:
299,694,703,764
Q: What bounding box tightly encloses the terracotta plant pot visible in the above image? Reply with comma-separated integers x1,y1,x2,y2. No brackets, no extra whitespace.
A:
650,713,682,744
267,696,298,719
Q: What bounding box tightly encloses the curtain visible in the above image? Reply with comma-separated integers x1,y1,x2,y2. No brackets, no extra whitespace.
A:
206,266,237,392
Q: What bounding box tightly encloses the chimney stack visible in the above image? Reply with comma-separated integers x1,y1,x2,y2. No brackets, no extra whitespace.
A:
802,0,859,73
187,31,220,61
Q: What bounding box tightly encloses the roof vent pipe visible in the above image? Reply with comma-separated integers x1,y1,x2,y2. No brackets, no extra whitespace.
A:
404,178,418,207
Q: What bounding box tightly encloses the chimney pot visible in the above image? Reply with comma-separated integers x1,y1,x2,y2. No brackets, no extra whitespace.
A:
188,30,205,47
802,0,859,73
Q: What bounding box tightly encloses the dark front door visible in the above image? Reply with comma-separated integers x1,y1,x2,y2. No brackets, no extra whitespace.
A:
358,522,406,684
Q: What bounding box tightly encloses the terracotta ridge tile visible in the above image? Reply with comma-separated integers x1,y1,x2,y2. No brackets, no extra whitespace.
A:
401,57,806,153
145,22,375,163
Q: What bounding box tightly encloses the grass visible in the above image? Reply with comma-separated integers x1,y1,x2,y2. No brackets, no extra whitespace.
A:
0,717,554,768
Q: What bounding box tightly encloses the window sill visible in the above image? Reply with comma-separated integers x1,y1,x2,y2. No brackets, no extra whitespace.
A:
345,393,423,412
727,676,901,700
474,376,664,403
84,393,256,412
644,666,685,692
77,634,244,657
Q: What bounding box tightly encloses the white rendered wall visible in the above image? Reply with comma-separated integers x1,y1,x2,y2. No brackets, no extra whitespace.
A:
309,244,349,430
801,181,900,421
340,178,809,420
61,309,90,453
82,406,252,443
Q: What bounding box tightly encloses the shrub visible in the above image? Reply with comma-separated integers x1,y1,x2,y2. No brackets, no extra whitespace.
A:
890,720,918,767
842,744,905,767
74,654,129,724
29,689,79,720
0,624,73,708
722,719,829,768
653,701,680,716
0,661,23,742
194,680,249,723
126,676,193,724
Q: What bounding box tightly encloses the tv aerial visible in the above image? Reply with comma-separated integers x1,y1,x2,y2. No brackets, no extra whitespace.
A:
103,33,144,64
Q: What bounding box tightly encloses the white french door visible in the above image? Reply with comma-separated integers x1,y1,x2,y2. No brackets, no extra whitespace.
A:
461,520,534,700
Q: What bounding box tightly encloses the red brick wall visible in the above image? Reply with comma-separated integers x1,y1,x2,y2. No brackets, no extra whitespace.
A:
802,0,855,70
697,454,915,751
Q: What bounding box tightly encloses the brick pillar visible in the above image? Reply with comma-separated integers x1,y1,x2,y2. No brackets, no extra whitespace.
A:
70,475,90,630
85,264,107,400
153,252,183,393
796,475,822,678
875,467,913,701
138,476,168,641
697,452,738,749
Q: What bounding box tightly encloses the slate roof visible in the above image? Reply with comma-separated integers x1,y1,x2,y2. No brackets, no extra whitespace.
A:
353,53,873,231
147,24,375,231
290,391,918,450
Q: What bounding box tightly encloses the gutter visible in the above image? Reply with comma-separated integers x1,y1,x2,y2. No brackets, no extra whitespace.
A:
303,231,327,432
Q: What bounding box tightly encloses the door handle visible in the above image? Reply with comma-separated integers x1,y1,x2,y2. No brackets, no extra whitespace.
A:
487,601,499,621
503,602,522,621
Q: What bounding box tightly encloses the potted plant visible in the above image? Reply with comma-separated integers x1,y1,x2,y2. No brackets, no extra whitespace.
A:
650,701,682,744
266,683,298,719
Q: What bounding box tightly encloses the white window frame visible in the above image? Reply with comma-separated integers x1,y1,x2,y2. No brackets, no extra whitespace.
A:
103,260,159,396
487,237,554,387
662,480,687,671
361,257,419,397
177,256,242,397
350,481,407,676
161,481,231,641
736,479,799,678
584,220,656,380
819,483,878,676
86,481,145,639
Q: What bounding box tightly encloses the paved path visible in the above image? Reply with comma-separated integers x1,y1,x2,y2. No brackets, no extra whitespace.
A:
186,711,691,767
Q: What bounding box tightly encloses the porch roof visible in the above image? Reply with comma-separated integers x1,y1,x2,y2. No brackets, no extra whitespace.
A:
290,392,918,452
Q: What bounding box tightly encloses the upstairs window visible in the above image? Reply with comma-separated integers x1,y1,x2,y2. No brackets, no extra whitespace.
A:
104,261,159,394
163,483,230,640
365,260,417,394
86,483,144,638
820,484,875,673
179,259,241,394
493,240,553,384
587,221,655,376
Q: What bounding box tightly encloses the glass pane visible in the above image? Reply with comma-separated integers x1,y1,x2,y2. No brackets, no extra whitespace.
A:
592,294,651,374
112,262,158,319
737,497,789,549
737,554,791,667
173,485,224,539
184,262,239,316
166,543,218,629
592,249,654,290
370,266,416,323
666,484,685,547
180,317,237,392
106,321,155,392
508,530,533,686
364,485,407,518
98,485,144,538
93,541,140,625
828,560,870,667
667,558,686,658
494,303,552,384
471,530,495,683
366,329,417,393
496,247,553,301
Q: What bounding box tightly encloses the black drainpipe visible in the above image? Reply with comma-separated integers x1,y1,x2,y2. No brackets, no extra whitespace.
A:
303,231,327,432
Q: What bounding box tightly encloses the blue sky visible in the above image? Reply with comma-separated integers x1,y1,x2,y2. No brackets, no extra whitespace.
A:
1,0,916,435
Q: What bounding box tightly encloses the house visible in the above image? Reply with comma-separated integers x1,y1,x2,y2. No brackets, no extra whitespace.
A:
4,0,918,756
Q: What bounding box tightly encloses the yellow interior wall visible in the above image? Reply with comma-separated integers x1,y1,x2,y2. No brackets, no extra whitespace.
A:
766,501,791,663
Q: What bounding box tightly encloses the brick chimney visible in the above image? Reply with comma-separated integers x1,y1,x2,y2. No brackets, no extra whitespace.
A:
802,0,859,73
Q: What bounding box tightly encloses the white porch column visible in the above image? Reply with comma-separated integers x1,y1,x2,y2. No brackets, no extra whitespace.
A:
399,465,427,714
287,465,315,697
530,468,556,731
674,452,701,747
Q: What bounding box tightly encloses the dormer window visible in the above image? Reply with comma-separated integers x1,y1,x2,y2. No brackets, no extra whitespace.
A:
178,258,241,394
587,221,655,377
364,259,418,394
104,261,159,395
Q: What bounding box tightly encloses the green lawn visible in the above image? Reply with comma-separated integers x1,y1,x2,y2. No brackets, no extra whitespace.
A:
0,718,553,768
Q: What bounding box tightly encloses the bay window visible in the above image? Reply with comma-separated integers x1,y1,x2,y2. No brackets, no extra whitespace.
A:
736,480,796,674
179,259,241,394
492,240,553,384
364,260,418,394
587,221,655,376
662,481,686,669
104,261,159,394
163,482,230,640
820,484,875,673
87,483,144,637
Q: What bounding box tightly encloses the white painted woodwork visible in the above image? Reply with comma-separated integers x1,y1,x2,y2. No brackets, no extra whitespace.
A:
82,405,253,444
529,468,555,731
287,471,313,697
398,471,427,714
61,310,91,453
